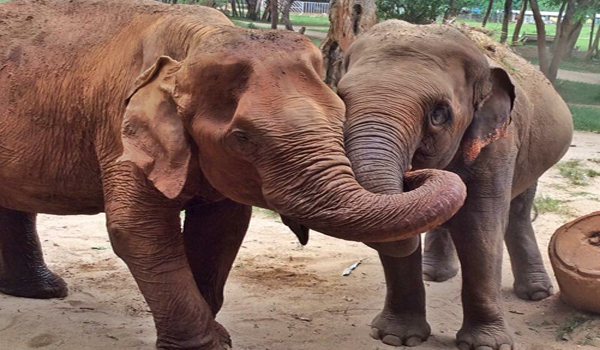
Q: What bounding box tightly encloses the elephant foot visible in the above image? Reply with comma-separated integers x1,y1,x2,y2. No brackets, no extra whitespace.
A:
0,270,68,299
456,321,513,350
422,253,459,282
214,321,232,348
369,309,431,347
513,270,554,301
156,322,232,350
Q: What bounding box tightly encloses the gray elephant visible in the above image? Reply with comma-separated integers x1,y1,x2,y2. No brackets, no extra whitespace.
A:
0,2,468,349
337,21,573,350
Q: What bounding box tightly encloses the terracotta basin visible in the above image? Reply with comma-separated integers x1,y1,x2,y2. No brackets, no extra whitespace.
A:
549,211,600,314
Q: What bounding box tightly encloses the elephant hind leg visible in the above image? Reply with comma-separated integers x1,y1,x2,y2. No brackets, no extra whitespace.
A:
505,182,553,301
0,206,68,299
422,226,459,282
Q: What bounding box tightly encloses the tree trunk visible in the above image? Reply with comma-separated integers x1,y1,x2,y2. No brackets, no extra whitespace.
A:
270,0,279,29
553,1,567,52
482,0,494,27
589,13,596,51
444,0,459,22
512,0,528,44
281,0,294,30
231,0,238,17
237,0,244,17
565,21,583,58
246,0,259,20
322,0,377,88
529,0,550,77
586,17,600,61
547,0,590,82
262,1,271,21
500,0,513,43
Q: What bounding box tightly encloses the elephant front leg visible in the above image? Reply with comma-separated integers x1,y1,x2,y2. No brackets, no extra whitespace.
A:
0,206,68,299
183,199,252,348
369,243,431,347
447,177,513,350
104,181,225,350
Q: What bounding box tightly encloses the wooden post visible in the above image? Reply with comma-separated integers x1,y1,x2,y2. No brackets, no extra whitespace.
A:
321,0,377,88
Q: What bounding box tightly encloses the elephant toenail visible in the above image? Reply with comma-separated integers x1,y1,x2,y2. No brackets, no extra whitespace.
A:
405,336,422,347
369,328,381,340
382,335,403,346
530,291,549,301
499,344,513,350
475,346,493,350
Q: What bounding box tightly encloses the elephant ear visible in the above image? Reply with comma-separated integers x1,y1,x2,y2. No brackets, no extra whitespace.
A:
280,215,310,245
118,56,191,199
461,66,516,164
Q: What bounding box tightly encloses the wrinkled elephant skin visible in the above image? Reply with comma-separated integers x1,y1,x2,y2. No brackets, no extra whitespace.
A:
0,2,472,349
339,20,574,350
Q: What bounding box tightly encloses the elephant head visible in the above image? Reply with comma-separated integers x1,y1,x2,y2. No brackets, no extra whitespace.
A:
338,20,515,253
119,26,467,243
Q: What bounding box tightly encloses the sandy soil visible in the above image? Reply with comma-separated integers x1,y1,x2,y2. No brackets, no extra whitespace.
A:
1,131,600,350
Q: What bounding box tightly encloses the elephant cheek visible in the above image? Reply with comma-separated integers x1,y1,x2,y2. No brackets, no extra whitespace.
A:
462,120,510,164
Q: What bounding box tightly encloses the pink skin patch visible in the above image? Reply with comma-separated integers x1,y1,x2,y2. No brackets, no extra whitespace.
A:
463,120,510,164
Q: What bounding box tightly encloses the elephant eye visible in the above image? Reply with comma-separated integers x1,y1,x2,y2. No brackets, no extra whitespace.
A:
429,104,452,127
228,129,257,156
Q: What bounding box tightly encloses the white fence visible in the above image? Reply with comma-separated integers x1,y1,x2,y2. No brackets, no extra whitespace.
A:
298,1,329,14
259,0,329,15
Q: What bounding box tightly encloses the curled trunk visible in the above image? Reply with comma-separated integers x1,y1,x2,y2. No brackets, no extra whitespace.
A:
262,106,466,243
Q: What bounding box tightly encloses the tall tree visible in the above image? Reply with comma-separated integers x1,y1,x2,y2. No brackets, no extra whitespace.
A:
270,0,279,29
281,0,295,30
553,1,567,52
529,0,550,74
482,0,494,27
531,0,592,82
586,17,600,60
512,0,528,44
500,0,513,43
322,0,377,87
444,0,460,22
231,0,238,17
246,0,260,20
589,11,596,51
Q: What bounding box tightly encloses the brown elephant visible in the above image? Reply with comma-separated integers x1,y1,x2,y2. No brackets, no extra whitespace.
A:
337,21,574,350
0,2,469,349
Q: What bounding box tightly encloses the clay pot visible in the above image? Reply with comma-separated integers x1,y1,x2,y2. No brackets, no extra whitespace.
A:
549,211,600,314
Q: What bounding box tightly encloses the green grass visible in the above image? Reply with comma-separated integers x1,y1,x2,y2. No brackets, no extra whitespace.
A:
289,14,329,27
526,56,600,74
534,195,574,216
457,19,594,49
555,315,593,342
556,159,600,185
309,27,330,33
570,105,600,132
554,80,600,105
231,14,330,28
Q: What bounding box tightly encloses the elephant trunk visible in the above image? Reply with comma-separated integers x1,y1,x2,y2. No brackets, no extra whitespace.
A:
261,117,466,243
344,113,425,254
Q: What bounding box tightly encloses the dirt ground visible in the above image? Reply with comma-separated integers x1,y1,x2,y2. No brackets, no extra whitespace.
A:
1,131,600,350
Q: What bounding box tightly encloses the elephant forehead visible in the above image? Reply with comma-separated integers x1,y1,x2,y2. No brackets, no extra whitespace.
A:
218,29,319,60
